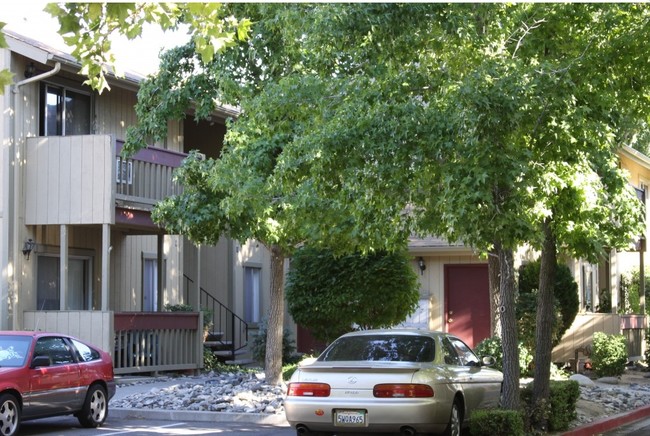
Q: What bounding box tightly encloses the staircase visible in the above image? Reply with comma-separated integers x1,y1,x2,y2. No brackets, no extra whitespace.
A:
200,288,251,365
183,275,251,365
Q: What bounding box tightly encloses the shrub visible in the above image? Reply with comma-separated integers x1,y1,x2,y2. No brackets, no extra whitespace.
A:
517,260,579,356
521,380,580,432
474,336,533,376
470,409,524,436
591,332,627,377
250,318,297,365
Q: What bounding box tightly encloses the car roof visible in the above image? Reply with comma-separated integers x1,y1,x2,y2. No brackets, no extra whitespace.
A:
338,329,446,338
0,331,70,339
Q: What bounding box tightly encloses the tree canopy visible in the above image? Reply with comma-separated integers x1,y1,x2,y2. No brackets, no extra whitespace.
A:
49,3,650,403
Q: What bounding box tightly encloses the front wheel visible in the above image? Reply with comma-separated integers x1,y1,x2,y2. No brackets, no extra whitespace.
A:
0,393,21,436
443,400,462,436
77,384,108,428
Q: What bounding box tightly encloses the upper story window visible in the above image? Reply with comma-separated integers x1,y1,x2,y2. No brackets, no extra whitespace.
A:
40,83,92,136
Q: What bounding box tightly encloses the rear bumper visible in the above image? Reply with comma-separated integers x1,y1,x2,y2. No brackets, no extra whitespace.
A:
285,397,450,434
106,380,117,400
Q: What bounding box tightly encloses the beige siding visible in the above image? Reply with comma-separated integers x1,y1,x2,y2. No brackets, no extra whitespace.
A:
551,313,621,363
23,310,113,354
25,135,115,225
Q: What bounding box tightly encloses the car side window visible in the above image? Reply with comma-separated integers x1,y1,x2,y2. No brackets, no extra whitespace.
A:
71,339,100,362
35,337,76,365
450,337,480,366
441,338,461,366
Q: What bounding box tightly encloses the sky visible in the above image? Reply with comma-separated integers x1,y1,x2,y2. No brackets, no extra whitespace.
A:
0,1,187,76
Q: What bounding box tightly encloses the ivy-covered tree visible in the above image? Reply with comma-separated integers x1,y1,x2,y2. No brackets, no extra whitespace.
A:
286,247,420,344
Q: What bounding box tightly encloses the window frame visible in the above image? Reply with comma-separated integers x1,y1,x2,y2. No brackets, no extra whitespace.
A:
39,81,93,136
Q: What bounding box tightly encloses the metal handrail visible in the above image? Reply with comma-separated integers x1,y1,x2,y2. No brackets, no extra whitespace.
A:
184,274,249,362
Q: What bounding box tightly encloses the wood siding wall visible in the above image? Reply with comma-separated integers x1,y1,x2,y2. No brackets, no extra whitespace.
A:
25,135,115,225
23,310,113,354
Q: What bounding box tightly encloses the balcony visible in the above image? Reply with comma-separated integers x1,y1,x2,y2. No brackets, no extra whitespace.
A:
24,135,187,233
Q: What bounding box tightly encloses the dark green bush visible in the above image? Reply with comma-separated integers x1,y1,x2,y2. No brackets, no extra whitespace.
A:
619,269,650,314
521,380,580,432
470,409,524,436
591,331,627,377
517,260,579,356
645,328,650,365
474,336,533,376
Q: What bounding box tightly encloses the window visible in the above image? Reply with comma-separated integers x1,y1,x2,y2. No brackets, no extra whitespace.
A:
71,339,100,362
582,264,595,312
318,334,435,362
143,257,159,312
37,255,91,310
244,266,261,323
34,337,75,365
40,83,91,136
449,337,480,366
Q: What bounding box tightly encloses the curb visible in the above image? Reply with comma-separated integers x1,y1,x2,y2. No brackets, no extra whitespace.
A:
561,404,650,436
110,407,289,426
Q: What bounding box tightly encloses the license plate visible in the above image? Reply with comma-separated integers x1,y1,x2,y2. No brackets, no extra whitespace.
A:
334,409,366,426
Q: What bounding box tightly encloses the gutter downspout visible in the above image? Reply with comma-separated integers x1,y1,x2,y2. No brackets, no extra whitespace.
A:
9,61,61,328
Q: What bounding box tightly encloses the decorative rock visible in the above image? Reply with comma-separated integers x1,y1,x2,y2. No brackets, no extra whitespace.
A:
569,374,596,386
597,376,620,385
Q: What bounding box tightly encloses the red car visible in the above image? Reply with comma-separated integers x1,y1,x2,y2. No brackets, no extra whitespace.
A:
0,331,116,436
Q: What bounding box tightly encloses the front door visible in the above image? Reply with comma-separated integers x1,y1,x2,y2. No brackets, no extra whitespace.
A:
444,264,490,349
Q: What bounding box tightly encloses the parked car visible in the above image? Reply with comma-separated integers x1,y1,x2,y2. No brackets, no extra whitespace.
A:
285,329,503,436
0,331,116,436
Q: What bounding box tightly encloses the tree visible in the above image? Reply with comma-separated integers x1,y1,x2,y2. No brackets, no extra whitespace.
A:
50,4,650,407
286,247,420,344
0,23,15,93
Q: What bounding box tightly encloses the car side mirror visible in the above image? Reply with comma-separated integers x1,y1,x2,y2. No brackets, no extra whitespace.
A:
481,356,496,367
31,355,52,368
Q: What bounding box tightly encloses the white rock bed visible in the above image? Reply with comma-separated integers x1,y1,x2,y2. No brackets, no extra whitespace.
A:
110,371,286,415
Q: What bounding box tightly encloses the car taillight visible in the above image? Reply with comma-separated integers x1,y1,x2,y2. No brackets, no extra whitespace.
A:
373,384,434,398
287,382,331,397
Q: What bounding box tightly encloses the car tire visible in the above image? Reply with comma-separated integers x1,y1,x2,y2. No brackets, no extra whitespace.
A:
0,393,21,436
443,400,462,436
77,384,108,428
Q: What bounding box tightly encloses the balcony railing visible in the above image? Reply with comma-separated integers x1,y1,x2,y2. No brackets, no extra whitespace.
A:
25,135,188,228
115,140,187,210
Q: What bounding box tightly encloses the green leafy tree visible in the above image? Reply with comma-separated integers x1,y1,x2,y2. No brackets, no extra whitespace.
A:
286,248,420,344
0,23,15,94
51,4,650,409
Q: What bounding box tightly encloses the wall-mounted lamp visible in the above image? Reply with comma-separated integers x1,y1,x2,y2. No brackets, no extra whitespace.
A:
417,256,426,275
22,239,36,260
24,62,36,79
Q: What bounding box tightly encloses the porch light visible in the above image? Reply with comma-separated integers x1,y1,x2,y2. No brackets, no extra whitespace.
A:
22,239,36,260
418,257,426,275
24,62,36,78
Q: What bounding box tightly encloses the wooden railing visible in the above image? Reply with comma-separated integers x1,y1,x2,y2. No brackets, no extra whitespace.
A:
115,140,187,209
113,312,203,375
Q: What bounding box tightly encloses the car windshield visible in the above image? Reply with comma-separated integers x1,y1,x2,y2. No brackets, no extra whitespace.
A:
0,335,31,367
318,334,435,362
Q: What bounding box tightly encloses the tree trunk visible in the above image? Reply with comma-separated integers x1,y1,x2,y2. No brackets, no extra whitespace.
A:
264,244,286,385
488,249,501,337
497,242,520,410
532,220,557,431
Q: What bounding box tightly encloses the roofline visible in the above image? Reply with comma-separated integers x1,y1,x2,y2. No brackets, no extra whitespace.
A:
620,144,650,169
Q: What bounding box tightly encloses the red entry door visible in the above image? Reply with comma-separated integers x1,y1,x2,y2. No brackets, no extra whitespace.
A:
445,264,490,349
